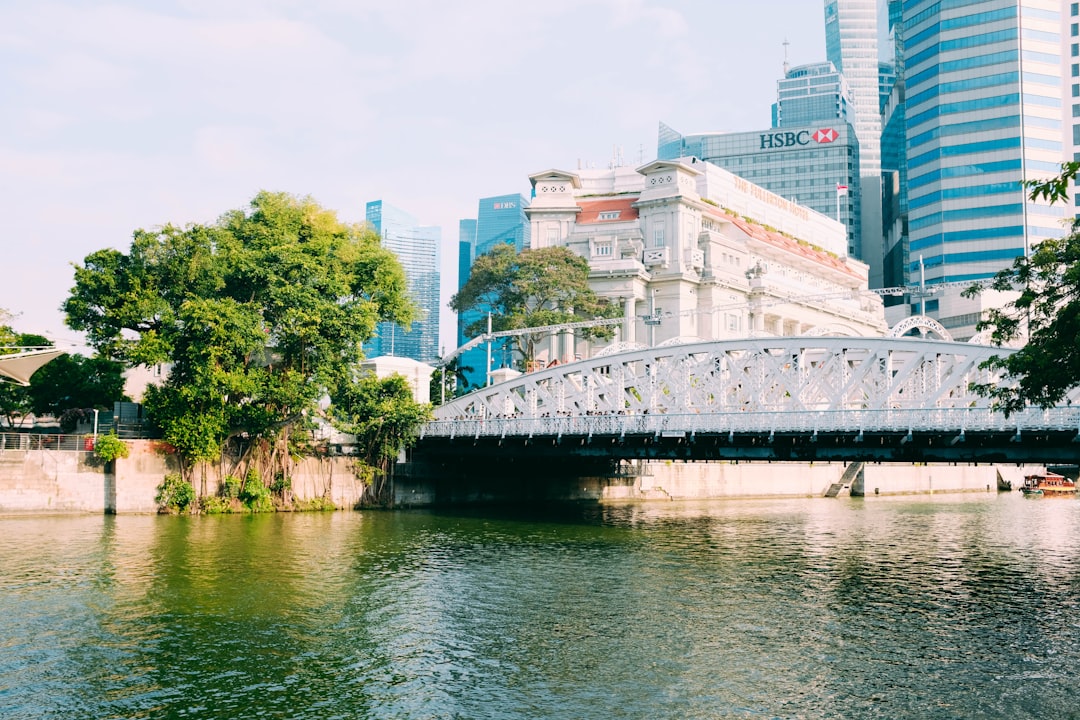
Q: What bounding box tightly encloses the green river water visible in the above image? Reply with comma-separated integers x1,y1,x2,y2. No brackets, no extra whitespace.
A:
1,493,1079,719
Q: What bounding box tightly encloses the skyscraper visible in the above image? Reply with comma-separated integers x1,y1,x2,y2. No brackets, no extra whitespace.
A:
1071,1,1080,203
364,200,441,363
881,0,908,304
899,0,1067,339
773,61,853,128
825,0,884,284
456,194,530,388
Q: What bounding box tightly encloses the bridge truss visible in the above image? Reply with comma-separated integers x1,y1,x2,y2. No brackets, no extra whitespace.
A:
425,337,1080,448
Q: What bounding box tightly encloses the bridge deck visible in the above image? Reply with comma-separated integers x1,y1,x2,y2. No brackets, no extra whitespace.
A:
418,408,1080,465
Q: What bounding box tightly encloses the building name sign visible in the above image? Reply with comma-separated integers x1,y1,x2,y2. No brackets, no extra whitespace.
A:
759,128,838,150
493,201,517,210
731,176,810,221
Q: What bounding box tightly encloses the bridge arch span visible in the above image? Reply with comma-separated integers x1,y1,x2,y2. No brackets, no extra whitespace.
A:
433,336,1015,421
888,315,952,341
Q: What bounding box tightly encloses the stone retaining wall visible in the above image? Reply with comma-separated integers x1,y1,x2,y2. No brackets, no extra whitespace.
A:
1,440,369,514
1,441,1048,513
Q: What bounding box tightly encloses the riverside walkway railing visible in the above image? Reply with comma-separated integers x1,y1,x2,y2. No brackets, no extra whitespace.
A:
0,432,94,452
421,406,1080,441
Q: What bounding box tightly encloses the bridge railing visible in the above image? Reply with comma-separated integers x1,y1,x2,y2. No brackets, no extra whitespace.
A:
421,407,1080,440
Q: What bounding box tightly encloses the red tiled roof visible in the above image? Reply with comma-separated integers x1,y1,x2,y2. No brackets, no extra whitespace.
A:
576,197,639,224
709,208,858,278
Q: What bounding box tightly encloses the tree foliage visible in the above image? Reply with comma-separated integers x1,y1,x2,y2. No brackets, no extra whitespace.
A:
450,244,620,367
0,325,38,426
1024,161,1079,206
27,354,126,418
0,309,16,348
965,163,1080,414
64,191,416,475
0,313,124,429
430,357,474,404
328,373,432,502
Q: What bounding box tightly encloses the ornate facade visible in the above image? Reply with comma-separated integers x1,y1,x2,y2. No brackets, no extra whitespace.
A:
524,158,887,365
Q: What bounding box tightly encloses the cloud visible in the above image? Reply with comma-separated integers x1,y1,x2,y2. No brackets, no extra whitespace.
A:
0,0,830,352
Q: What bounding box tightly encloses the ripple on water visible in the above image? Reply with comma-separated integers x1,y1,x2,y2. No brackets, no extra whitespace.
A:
2,495,1080,719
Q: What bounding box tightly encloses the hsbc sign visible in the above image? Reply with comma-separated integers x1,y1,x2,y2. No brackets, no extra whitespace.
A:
812,128,838,143
759,128,839,150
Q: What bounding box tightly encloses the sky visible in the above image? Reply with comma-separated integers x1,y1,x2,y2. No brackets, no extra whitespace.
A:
1,0,828,354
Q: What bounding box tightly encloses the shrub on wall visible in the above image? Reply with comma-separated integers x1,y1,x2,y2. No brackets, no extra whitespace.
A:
239,468,273,513
155,473,195,514
90,433,130,467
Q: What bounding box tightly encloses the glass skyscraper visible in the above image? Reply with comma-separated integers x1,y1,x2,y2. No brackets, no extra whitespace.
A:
456,194,530,388
773,61,853,128
900,0,1066,338
825,0,884,284
457,218,477,322
879,61,897,113
881,0,908,303
1072,1,1080,202
364,200,441,363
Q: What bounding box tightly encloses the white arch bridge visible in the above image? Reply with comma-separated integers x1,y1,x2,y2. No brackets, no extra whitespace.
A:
417,336,1080,465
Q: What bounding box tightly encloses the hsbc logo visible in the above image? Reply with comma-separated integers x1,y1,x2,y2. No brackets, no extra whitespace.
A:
759,128,839,149
813,128,838,143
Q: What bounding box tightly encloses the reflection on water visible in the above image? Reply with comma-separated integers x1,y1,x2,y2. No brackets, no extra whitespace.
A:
2,494,1079,719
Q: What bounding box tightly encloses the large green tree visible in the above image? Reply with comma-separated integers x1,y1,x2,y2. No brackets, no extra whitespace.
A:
64,191,416,479
450,244,620,368
964,163,1080,414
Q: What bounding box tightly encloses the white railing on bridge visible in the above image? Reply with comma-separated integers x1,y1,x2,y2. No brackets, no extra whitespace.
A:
422,407,1080,440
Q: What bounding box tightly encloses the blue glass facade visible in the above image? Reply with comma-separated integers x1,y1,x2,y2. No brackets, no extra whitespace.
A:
1072,1,1080,210
896,0,1065,336
364,200,441,363
879,61,897,114
456,194,530,389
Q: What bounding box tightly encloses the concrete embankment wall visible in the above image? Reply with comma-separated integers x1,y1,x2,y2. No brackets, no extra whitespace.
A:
1,440,368,514
604,461,847,501
0,445,106,514
607,461,1015,501
0,440,1047,513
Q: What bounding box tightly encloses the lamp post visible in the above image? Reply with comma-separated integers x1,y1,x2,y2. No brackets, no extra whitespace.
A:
485,312,493,387
644,289,661,346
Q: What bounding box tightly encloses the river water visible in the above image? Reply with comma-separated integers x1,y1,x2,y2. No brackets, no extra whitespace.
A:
2,493,1078,719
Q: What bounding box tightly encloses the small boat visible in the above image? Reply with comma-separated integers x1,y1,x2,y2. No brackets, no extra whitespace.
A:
1020,472,1077,497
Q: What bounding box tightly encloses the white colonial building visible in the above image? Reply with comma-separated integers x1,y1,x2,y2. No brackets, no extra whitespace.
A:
524,158,887,364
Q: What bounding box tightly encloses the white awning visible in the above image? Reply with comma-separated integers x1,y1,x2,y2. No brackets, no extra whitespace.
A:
0,349,66,386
